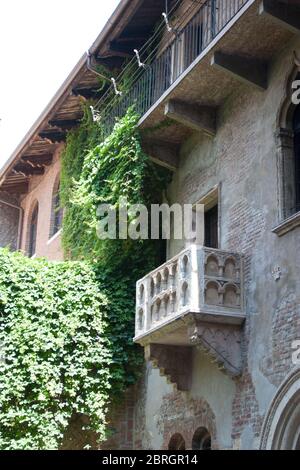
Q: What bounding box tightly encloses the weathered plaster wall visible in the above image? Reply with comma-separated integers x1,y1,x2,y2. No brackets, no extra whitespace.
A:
0,191,20,250
133,36,300,450
20,146,64,261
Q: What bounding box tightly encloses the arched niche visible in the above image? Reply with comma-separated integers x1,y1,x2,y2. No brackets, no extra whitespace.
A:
192,427,212,450
168,433,186,451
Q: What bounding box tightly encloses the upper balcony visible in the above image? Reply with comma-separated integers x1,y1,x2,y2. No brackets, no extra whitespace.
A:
134,245,245,389
97,0,298,163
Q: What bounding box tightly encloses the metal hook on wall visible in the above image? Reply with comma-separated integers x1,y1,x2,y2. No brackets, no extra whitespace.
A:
134,49,146,69
89,105,101,122
111,78,122,96
162,12,173,33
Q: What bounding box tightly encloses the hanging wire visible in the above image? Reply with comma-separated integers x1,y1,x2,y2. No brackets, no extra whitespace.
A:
95,0,204,126
94,0,206,119
93,0,182,109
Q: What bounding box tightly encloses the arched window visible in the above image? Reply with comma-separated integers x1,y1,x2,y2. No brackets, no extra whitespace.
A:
28,203,38,257
168,433,186,450
260,368,300,449
49,177,63,238
192,427,211,450
276,68,300,226
293,104,300,213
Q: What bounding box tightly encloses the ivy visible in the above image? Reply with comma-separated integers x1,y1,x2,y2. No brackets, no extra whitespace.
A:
0,249,111,450
61,106,170,400
0,107,170,449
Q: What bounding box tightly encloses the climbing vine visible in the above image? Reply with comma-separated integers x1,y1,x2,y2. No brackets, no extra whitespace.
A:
0,249,111,450
0,107,170,449
61,106,170,398
61,107,170,429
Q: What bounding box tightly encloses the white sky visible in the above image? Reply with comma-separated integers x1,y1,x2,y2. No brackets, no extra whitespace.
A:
0,0,120,168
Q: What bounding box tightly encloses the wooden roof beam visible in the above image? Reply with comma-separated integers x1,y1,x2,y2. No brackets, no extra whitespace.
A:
22,154,53,166
38,130,66,144
13,163,45,176
48,119,81,131
107,41,133,58
72,87,101,99
1,181,29,194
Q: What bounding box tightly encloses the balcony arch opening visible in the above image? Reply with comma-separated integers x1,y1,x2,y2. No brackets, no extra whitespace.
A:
205,280,219,306
139,284,144,303
138,308,144,331
156,272,162,294
150,278,155,298
168,433,186,451
224,257,236,279
205,254,219,276
224,284,238,307
181,255,189,276
181,281,189,307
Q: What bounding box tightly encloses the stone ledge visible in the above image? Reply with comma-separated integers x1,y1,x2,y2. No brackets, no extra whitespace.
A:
272,212,300,237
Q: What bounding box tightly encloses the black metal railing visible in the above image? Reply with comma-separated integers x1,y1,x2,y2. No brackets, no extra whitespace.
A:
98,0,249,136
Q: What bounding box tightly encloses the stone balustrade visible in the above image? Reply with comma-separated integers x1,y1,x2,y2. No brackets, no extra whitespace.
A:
134,245,245,342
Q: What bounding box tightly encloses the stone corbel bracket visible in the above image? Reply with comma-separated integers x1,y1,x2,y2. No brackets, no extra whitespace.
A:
145,343,193,391
188,320,243,378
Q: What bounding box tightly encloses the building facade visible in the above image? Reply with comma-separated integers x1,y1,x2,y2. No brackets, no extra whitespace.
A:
0,0,300,450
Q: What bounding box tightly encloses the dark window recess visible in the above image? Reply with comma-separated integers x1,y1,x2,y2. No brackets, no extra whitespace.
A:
52,183,63,236
168,433,186,451
293,105,300,213
29,205,38,257
205,205,218,249
192,427,212,450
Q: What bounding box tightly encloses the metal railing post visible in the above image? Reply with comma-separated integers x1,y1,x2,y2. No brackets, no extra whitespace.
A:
210,0,217,39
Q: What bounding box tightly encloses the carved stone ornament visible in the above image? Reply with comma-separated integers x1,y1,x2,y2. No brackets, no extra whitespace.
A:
189,320,243,378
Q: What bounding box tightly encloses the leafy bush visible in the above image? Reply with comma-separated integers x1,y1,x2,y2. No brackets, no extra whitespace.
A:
0,107,170,449
0,249,111,450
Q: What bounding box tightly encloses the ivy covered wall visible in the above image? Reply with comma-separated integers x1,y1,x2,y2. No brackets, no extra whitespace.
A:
0,108,170,449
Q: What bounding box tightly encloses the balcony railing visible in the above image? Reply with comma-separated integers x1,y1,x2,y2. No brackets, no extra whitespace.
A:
134,244,245,343
98,0,249,137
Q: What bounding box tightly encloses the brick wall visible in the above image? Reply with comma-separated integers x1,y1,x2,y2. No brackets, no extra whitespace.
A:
157,391,217,450
101,388,136,450
20,146,64,261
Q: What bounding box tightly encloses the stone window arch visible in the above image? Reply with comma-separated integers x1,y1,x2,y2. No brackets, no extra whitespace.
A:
27,201,39,257
168,433,186,450
192,427,212,450
275,64,300,226
293,104,300,213
49,175,63,238
260,367,300,449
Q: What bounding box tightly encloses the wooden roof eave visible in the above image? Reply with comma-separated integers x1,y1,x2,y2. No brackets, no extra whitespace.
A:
0,0,145,189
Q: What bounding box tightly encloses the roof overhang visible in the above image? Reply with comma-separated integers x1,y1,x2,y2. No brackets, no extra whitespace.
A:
0,0,165,194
